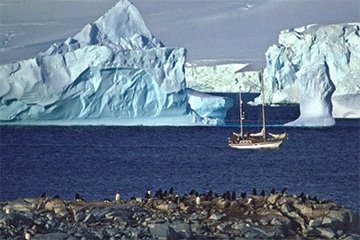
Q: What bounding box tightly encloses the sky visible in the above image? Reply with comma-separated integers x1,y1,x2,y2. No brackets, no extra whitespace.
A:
1,0,359,68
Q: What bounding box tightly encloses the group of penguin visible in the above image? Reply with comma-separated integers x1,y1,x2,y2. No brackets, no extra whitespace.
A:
142,186,289,204
40,186,326,205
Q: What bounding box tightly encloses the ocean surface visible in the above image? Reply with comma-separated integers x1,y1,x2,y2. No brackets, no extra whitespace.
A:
1,93,359,213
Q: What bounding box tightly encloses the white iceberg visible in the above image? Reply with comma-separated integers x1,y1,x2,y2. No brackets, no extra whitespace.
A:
0,0,231,126
187,88,233,125
259,23,360,126
332,94,360,119
185,63,260,93
285,57,335,127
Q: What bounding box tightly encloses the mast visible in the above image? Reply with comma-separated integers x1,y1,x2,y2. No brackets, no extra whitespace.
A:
239,87,243,139
260,69,266,140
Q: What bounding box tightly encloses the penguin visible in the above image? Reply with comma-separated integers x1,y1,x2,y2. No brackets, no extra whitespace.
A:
104,199,111,203
163,190,168,198
155,189,163,199
252,188,257,196
75,193,86,202
41,192,47,199
24,232,31,240
223,191,231,201
260,190,266,197
174,194,181,205
270,188,276,195
145,189,151,199
115,192,121,202
231,191,236,201
169,187,174,195
205,190,213,201
281,187,288,195
195,196,201,205
53,195,60,199
240,192,247,199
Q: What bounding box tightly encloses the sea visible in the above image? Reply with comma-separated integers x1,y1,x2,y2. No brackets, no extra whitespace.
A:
1,93,359,213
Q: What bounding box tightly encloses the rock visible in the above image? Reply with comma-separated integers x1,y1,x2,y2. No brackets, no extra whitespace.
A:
149,223,170,240
307,227,336,239
266,194,281,205
259,218,269,226
189,212,198,220
309,218,323,228
171,222,193,239
216,199,230,209
293,202,313,217
266,226,286,239
75,211,86,223
3,198,36,212
44,199,68,216
243,226,267,239
232,222,246,230
209,212,225,221
326,208,360,233
280,203,292,213
31,232,70,240
83,213,98,224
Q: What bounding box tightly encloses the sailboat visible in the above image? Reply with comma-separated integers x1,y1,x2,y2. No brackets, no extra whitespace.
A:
228,69,287,149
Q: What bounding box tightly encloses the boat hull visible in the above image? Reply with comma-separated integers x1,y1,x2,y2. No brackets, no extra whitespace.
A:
228,139,284,149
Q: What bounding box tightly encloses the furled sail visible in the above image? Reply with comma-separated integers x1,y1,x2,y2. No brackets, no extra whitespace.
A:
268,132,287,140
250,127,265,137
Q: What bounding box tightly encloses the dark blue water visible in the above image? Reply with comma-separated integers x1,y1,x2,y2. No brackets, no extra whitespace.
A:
1,94,359,213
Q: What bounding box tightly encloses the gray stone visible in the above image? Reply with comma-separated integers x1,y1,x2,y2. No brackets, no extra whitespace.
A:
83,213,97,224
32,232,70,240
209,212,225,221
280,203,292,213
267,194,281,205
271,217,283,226
66,236,77,240
259,218,269,226
341,234,360,240
243,227,267,239
266,226,285,239
190,212,198,220
171,222,193,239
231,222,246,230
75,211,86,222
317,227,336,239
309,218,323,228
149,223,170,240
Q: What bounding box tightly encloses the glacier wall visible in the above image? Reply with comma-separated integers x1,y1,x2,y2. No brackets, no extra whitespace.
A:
185,63,260,93
0,0,232,125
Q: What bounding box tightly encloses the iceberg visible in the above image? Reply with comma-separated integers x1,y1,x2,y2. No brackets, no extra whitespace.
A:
332,94,360,119
185,63,260,93
259,23,360,126
187,89,233,125
285,57,335,126
0,0,231,125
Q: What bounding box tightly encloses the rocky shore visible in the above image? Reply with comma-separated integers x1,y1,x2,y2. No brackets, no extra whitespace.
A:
1,189,359,240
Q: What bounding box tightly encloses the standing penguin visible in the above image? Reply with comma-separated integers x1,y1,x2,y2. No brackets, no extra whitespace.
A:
115,192,121,202
75,193,86,202
145,189,152,199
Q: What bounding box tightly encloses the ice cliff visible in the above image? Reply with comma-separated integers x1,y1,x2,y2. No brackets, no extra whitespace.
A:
0,0,231,125
260,23,360,126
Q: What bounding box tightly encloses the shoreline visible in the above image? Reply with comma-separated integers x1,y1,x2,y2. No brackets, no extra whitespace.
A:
1,189,359,239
